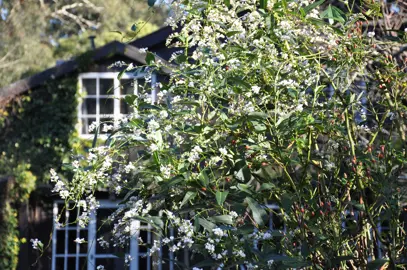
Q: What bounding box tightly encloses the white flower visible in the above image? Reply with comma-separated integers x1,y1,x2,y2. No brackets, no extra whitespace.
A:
205,242,215,253
74,238,85,244
212,228,225,237
251,85,261,94
159,110,169,119
192,268,203,270
72,160,79,169
263,232,272,240
367,31,375,38
235,250,246,258
139,47,148,53
30,238,43,250
219,147,228,156
102,124,113,133
149,143,159,152
78,200,87,211
88,121,97,133
230,211,238,218
148,119,160,131
96,266,105,270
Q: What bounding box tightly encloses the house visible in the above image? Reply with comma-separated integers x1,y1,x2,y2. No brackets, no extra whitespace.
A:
0,26,180,270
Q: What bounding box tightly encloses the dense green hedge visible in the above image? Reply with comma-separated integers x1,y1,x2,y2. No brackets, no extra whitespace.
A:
0,76,80,269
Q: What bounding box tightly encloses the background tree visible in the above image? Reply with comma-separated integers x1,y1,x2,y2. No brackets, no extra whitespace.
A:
0,0,167,88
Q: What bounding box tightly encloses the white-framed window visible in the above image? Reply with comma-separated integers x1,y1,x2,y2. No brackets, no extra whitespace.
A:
77,72,157,137
51,200,156,270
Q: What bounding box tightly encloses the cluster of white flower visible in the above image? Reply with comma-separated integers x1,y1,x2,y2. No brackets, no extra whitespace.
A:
188,145,203,163
30,238,43,250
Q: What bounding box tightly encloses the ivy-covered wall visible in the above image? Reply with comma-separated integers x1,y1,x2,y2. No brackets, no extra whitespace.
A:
0,76,81,270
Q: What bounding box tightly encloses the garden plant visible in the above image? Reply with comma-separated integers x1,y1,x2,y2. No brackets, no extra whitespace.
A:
50,0,407,268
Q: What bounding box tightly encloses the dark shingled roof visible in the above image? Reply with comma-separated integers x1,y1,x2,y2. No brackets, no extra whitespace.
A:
0,26,175,103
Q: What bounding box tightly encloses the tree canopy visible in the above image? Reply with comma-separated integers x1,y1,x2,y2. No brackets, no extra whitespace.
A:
0,0,167,88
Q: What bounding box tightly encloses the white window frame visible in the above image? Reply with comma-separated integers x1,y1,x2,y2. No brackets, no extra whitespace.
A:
77,72,157,139
51,200,157,270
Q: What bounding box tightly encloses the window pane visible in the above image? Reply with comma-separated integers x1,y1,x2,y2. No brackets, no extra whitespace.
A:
99,98,114,114
82,98,96,115
137,78,149,93
56,258,65,270
120,79,135,95
56,230,66,254
83,79,96,95
100,79,114,95
120,100,133,114
95,258,126,270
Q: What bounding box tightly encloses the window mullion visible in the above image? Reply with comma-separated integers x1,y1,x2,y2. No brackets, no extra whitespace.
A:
96,78,100,124
114,75,120,122
52,203,58,270
87,211,97,270
130,220,140,270
151,73,157,104
64,209,70,270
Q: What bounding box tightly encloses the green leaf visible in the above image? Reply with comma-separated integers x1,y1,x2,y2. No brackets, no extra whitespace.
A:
247,111,268,120
281,193,293,214
180,191,197,207
367,259,389,270
124,95,137,106
215,191,229,206
209,215,233,225
237,183,253,195
145,52,155,65
226,31,241,37
321,4,345,25
260,0,268,9
302,0,324,14
192,259,219,268
149,216,164,229
199,171,209,187
301,242,310,258
117,69,126,80
147,0,156,7
198,218,216,231
246,197,267,226
235,166,251,182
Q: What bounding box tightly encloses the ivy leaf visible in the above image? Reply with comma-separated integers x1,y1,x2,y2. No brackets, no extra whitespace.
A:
215,191,229,206
245,197,267,226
